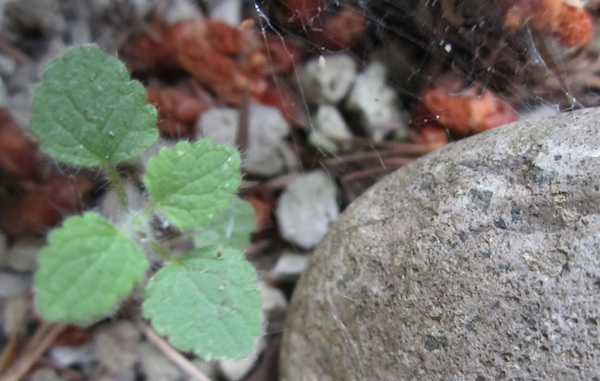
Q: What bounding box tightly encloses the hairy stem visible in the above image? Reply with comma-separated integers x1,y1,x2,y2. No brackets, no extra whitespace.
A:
150,241,175,261
103,163,128,209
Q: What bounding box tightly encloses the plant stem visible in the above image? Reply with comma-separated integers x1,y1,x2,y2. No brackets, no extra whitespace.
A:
150,241,175,261
103,163,128,209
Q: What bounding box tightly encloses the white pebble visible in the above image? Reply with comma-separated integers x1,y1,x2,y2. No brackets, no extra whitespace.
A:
276,171,339,249
301,54,357,104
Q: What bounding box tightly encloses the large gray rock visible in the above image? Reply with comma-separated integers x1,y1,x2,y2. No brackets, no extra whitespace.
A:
280,108,600,380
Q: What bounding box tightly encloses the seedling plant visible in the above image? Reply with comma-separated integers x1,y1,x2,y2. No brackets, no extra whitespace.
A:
30,44,262,360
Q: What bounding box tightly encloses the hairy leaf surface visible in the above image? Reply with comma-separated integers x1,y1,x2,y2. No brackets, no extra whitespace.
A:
144,140,241,230
143,247,263,360
34,212,148,325
31,44,157,167
193,196,256,250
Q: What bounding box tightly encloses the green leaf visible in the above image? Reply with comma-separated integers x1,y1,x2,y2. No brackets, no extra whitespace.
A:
193,196,256,250
31,44,158,167
34,212,148,326
144,140,241,230
142,247,263,360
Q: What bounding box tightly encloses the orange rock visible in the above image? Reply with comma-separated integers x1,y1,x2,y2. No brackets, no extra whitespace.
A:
502,0,592,47
147,88,211,138
414,87,517,136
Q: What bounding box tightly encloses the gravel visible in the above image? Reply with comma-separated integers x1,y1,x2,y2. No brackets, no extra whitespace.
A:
6,237,42,272
345,61,404,141
269,252,310,283
276,170,339,249
199,105,298,176
94,321,141,371
301,54,357,104
308,105,352,153
138,341,184,381
0,272,30,298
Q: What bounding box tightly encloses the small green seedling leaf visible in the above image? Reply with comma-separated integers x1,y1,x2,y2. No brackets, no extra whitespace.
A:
34,212,148,326
193,196,256,250
144,140,241,230
143,247,263,360
31,44,158,167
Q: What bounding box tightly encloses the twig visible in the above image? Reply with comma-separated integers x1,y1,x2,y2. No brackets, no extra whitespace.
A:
141,323,214,381
262,172,302,191
0,297,28,375
0,322,67,381
0,333,25,376
349,138,437,156
244,238,272,259
339,166,396,201
236,87,250,157
0,35,33,65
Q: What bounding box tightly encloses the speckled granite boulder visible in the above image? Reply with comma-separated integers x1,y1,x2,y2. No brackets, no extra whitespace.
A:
280,108,600,380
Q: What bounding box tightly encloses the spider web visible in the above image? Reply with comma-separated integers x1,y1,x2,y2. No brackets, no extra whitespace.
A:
215,0,599,200
236,3,599,374
251,0,587,106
